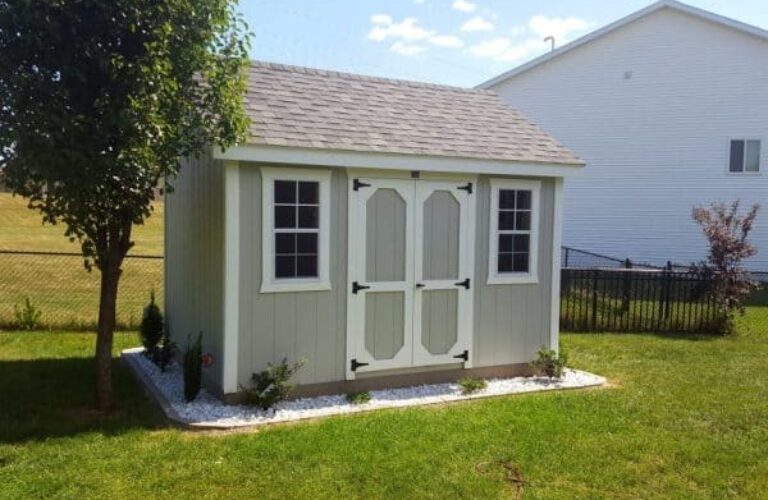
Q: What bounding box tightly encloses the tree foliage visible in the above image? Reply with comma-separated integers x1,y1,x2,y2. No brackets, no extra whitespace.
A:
0,0,250,408
692,201,759,334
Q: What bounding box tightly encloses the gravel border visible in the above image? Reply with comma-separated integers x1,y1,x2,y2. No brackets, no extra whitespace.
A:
122,348,606,429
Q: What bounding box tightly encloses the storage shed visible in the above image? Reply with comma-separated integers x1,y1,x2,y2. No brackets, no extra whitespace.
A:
165,61,583,400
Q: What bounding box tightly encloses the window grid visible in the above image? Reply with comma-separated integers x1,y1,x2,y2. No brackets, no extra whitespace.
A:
497,189,531,274
274,180,320,279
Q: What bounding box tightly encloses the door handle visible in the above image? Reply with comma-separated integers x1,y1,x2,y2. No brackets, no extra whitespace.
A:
352,281,371,294
415,283,425,288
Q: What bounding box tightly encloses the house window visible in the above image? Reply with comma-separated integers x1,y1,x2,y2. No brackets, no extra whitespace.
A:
488,179,540,285
729,139,761,173
261,168,332,293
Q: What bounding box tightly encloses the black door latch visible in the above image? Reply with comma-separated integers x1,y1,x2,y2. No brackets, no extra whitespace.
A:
350,359,369,372
353,179,371,191
453,350,469,361
352,281,371,294
457,182,473,194
454,278,470,289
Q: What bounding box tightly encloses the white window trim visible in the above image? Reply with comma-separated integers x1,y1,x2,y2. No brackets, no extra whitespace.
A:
487,178,540,285
260,167,332,293
727,138,762,175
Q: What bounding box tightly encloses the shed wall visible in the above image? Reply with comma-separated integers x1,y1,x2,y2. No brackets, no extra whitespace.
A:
165,151,226,387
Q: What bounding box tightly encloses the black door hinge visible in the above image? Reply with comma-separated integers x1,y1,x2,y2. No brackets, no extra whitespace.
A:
353,179,371,191
352,281,371,294
458,182,473,194
453,350,469,362
351,359,369,372
455,278,470,290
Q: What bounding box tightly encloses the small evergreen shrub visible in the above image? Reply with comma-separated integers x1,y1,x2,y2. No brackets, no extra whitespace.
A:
245,358,305,410
154,332,177,372
140,291,164,356
457,377,487,395
531,347,568,379
346,391,371,405
183,333,203,402
14,297,41,330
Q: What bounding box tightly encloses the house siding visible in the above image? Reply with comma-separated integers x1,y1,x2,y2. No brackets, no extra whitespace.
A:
164,151,226,387
489,7,768,269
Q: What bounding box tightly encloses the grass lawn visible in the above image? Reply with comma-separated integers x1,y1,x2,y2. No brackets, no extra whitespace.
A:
1,313,767,498
0,193,164,329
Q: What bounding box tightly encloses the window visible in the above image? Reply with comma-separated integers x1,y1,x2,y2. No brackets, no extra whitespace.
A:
729,139,761,173
261,168,331,293
488,179,540,285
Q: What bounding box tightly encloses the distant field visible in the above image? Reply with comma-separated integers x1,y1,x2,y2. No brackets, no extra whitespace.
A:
0,193,164,329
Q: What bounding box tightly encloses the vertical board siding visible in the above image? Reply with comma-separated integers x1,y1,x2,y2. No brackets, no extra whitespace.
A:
422,191,460,280
473,176,554,367
237,164,347,387
491,8,768,270
165,152,225,386
366,188,407,282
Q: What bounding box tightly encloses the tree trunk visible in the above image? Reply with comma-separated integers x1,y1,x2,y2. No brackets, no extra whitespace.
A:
95,256,122,411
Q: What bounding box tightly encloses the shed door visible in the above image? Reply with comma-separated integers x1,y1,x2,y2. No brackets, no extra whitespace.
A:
413,181,474,367
348,178,416,373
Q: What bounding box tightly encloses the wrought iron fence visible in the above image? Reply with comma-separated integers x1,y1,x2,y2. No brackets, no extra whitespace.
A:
0,249,162,330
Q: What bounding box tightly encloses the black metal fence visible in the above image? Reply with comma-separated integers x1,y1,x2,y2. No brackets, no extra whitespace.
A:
0,250,162,330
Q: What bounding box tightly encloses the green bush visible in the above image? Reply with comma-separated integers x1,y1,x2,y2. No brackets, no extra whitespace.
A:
245,358,305,410
140,291,163,355
457,377,487,395
345,391,371,405
183,333,203,402
531,347,568,379
14,297,41,331
154,332,177,373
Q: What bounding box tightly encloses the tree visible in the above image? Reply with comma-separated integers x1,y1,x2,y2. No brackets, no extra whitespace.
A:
692,201,759,334
0,0,250,409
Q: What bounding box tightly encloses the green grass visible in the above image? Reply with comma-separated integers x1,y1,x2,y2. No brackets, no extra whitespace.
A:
1,315,767,498
0,193,164,329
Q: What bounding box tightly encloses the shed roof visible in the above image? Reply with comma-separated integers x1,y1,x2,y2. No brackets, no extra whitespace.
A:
243,61,582,166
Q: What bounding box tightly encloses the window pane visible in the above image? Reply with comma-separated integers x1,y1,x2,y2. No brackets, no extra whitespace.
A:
296,233,318,254
498,210,515,230
275,180,296,203
515,211,531,231
499,234,514,252
298,206,319,228
299,181,319,204
746,140,761,172
296,256,318,277
275,233,295,254
498,253,514,273
275,205,296,228
499,190,516,209
730,140,745,172
513,254,529,272
516,190,532,210
513,234,530,252
275,256,296,278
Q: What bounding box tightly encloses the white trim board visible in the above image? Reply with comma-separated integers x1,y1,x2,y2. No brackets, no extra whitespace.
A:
478,0,768,89
214,144,583,178
222,160,240,394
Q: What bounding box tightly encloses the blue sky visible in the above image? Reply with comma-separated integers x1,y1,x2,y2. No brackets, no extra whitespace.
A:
239,0,768,87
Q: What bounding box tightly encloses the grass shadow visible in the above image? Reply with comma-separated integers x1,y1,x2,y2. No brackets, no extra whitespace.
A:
0,356,168,445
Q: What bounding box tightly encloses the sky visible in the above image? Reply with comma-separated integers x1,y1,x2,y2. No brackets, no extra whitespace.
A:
239,0,768,87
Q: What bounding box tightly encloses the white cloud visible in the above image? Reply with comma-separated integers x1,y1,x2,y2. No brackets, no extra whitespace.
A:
428,35,464,48
368,14,465,54
390,41,428,55
452,0,476,13
468,15,590,63
460,16,494,32
368,16,434,42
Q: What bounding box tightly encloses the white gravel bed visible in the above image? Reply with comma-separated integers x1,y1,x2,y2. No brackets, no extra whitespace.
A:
123,348,605,429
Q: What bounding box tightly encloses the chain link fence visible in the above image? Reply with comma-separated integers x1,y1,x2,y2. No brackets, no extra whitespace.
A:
0,250,162,330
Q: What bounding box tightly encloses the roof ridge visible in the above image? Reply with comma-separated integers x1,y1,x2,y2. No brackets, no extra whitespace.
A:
249,60,495,95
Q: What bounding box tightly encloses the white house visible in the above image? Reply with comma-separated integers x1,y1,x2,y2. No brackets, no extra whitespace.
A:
165,62,582,400
481,0,768,270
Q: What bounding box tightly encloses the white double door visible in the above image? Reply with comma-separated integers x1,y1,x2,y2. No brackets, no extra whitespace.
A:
347,175,475,377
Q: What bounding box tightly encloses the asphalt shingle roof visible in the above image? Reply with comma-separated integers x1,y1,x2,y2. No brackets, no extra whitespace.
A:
244,61,582,166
